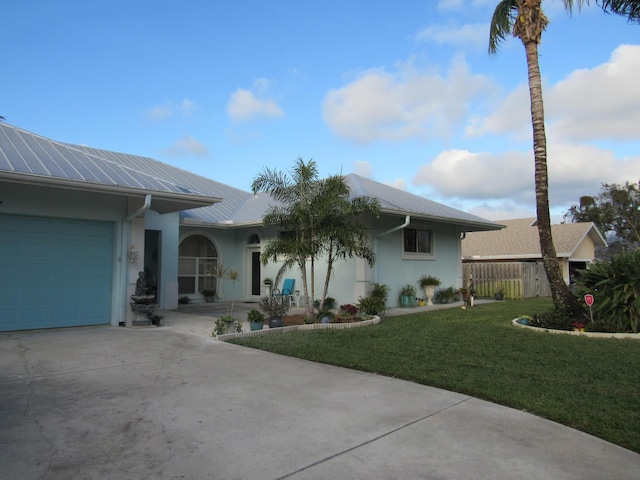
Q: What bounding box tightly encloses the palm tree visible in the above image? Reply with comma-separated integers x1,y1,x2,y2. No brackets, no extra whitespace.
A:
314,174,380,308
597,0,640,22
252,158,380,318
252,158,319,318
489,0,585,318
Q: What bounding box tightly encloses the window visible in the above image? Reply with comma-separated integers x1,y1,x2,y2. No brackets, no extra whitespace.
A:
178,235,218,294
404,228,432,255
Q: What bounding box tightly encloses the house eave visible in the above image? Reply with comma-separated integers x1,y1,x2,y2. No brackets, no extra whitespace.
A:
1,171,220,213
381,208,502,231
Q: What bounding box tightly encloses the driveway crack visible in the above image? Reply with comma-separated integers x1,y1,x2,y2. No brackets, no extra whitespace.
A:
274,396,471,480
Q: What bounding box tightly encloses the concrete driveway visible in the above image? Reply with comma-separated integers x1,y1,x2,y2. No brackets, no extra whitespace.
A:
1,315,639,480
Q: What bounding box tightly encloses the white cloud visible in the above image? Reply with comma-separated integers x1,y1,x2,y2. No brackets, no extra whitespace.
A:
467,201,537,221
148,105,172,121
227,80,284,122
353,161,374,178
147,98,198,121
547,44,640,141
414,22,488,49
322,58,494,143
413,149,534,201
162,135,210,157
437,0,495,12
465,44,640,143
413,144,640,212
465,83,530,139
386,178,408,191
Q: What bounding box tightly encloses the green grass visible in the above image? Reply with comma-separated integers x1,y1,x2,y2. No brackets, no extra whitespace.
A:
230,298,640,453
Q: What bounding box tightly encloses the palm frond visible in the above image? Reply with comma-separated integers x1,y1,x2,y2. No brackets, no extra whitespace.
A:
488,0,520,55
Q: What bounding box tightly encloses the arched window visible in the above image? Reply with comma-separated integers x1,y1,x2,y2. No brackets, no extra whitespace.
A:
178,235,218,295
248,233,260,244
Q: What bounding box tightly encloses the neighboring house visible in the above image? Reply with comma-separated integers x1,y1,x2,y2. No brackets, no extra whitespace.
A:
461,218,607,298
0,123,500,331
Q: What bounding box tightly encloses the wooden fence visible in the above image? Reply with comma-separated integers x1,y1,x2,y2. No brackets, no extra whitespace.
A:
464,262,551,299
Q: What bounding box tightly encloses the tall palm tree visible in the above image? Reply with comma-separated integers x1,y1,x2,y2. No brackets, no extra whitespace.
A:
489,0,585,318
598,0,640,22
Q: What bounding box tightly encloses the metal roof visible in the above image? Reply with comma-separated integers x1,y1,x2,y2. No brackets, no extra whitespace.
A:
0,123,500,230
346,174,500,231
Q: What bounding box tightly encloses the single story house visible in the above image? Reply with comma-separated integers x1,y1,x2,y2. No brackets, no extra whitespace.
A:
461,218,607,297
0,123,500,331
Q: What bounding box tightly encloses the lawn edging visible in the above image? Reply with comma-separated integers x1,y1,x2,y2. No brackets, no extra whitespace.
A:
217,316,381,342
512,318,640,339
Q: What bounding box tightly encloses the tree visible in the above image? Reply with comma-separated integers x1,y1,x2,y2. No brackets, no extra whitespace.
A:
565,181,640,249
489,0,586,318
314,174,380,308
251,158,380,319
597,0,640,22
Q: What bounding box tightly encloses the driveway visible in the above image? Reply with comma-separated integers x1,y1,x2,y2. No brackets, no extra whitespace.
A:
1,314,639,480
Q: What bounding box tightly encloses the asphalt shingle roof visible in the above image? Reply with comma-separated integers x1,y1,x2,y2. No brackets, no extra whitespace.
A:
461,218,607,259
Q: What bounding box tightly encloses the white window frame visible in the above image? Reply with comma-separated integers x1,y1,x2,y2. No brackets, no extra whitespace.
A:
402,227,435,260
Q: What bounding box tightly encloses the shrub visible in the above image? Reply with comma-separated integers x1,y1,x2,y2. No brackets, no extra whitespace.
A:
358,282,389,316
573,250,640,333
531,311,573,330
339,304,359,316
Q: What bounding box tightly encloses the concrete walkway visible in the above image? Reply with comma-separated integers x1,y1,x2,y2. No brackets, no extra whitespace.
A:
1,305,639,479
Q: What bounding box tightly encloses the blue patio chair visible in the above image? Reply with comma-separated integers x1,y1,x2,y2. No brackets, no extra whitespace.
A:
273,279,296,306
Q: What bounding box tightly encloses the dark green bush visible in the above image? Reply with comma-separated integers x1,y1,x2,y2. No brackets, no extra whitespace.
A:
573,250,640,333
358,282,389,316
531,311,573,330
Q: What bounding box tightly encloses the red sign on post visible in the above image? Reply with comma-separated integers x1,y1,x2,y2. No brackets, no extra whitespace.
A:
584,294,594,306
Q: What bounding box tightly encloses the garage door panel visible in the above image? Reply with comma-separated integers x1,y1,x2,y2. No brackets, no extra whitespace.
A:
0,214,114,331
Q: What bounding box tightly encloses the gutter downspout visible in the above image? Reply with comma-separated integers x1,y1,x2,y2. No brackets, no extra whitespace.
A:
118,194,152,326
373,215,410,283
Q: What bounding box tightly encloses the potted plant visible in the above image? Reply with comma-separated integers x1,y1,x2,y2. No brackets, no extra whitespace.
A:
247,308,265,331
435,286,456,304
200,289,216,302
458,287,469,303
213,315,240,336
399,284,416,307
259,295,289,328
317,305,335,324
418,275,441,305
263,277,273,297
494,287,505,301
178,296,191,305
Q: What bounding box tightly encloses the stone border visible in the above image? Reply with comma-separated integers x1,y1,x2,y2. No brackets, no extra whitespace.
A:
217,317,381,342
511,318,640,340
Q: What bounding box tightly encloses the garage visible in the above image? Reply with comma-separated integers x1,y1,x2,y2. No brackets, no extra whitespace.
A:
0,214,114,331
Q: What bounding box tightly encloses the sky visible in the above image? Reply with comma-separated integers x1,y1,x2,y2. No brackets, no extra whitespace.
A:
3,0,639,221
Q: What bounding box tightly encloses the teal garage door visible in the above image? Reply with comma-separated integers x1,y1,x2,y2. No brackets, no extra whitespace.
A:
0,214,114,331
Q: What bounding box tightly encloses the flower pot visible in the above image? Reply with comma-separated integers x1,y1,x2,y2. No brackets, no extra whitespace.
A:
268,317,284,328
419,300,425,306
250,321,264,331
400,295,413,307
423,286,435,306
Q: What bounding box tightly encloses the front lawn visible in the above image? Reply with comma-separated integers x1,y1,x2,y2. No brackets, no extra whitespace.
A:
230,298,640,453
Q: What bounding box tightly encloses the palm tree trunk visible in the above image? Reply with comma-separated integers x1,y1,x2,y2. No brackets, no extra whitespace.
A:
524,40,584,318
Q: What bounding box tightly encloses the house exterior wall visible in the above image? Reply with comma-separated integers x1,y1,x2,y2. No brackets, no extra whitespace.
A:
179,214,466,309
572,237,596,262
144,210,180,310
371,216,463,306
